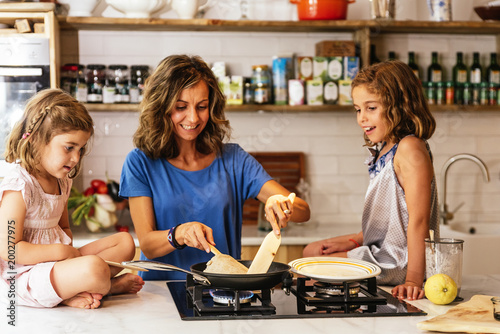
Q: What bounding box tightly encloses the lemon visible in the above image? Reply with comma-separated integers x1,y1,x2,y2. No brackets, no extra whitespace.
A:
424,273,458,305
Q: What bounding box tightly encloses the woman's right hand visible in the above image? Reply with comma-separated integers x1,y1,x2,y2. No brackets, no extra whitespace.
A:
174,222,215,253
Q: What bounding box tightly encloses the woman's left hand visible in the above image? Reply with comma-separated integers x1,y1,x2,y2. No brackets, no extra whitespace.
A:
265,193,295,235
391,282,425,301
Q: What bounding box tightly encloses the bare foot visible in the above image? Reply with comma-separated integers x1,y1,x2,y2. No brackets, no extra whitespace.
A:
108,273,145,295
61,292,103,309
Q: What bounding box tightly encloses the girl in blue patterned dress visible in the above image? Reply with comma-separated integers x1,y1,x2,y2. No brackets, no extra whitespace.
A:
303,60,439,301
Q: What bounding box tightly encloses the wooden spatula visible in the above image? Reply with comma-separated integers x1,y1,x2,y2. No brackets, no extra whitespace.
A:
246,231,281,274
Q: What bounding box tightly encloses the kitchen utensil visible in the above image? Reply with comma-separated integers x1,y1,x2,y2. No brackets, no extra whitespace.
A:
105,260,149,272
247,231,282,274
171,0,213,19
417,295,500,333
289,0,355,21
288,257,381,283
474,5,500,21
209,244,221,255
425,238,464,297
427,0,452,21
123,260,211,285
190,260,291,290
105,0,167,18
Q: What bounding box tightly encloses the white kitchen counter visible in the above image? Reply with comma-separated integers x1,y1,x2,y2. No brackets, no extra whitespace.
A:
72,223,358,248
2,275,500,334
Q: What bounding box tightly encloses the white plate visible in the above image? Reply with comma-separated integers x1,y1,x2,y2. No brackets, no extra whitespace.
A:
288,257,381,283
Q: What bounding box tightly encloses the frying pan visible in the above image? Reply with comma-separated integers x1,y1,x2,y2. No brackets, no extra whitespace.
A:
191,260,291,290
124,260,291,290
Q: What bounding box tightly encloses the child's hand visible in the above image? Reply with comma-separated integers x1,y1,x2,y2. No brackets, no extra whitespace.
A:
391,282,425,301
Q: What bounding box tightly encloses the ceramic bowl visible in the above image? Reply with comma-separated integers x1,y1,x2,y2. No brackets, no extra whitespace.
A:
59,0,101,17
105,0,167,18
474,5,500,21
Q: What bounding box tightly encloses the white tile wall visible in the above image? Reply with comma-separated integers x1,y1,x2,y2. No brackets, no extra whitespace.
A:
71,3,499,228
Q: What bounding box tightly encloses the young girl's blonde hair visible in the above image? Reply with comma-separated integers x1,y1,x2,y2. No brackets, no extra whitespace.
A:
4,88,94,178
352,60,436,147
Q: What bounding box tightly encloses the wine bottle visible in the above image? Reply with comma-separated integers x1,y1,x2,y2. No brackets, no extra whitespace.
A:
388,51,396,60
408,52,421,79
428,52,443,83
370,44,380,65
470,52,482,84
452,52,468,83
486,52,500,84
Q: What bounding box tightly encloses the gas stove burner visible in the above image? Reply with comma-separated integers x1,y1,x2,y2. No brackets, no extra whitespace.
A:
209,289,254,306
313,281,360,297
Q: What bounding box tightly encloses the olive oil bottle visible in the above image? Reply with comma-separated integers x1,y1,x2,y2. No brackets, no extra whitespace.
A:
486,52,500,84
427,52,443,82
470,52,482,84
408,52,421,79
452,52,468,83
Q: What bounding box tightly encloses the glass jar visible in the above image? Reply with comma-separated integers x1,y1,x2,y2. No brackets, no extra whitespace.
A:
108,65,130,103
445,81,454,105
61,64,87,102
130,65,149,103
424,82,436,105
86,64,106,103
463,82,471,105
480,82,489,105
251,65,271,104
243,77,253,104
489,83,498,106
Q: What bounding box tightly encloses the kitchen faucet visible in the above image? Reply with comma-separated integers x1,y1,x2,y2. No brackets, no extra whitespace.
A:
440,153,490,225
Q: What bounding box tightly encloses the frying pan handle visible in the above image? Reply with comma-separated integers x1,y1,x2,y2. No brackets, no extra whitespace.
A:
123,261,211,285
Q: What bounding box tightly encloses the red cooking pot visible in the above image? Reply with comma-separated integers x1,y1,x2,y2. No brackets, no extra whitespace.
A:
290,0,355,20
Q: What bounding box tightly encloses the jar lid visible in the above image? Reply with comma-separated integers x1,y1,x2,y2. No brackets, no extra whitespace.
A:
252,65,269,70
109,65,128,70
131,65,149,71
87,64,106,70
62,63,84,71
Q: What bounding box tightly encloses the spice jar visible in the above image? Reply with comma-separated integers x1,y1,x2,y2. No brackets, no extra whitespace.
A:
130,65,149,103
424,82,436,105
251,65,271,104
86,64,106,103
108,65,130,103
61,63,87,103
445,81,454,105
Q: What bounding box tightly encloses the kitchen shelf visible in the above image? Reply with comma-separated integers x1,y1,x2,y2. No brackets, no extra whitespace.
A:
57,16,500,35
83,103,500,113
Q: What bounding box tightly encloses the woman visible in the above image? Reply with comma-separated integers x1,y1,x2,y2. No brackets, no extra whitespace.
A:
120,55,310,280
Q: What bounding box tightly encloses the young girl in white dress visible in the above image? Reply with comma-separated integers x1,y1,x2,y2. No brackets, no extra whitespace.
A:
303,60,439,301
0,89,144,309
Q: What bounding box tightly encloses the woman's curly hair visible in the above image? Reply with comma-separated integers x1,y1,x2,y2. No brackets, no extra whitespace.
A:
133,54,231,159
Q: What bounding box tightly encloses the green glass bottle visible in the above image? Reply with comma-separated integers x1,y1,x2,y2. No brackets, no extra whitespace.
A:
470,52,482,84
408,52,421,79
452,52,468,83
486,52,500,84
428,52,443,83
388,51,396,61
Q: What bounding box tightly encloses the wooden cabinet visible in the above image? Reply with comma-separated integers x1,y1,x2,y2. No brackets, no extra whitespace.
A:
0,3,60,88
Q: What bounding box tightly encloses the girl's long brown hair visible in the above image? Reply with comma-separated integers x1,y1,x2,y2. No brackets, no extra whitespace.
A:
134,54,231,159
352,60,436,146
4,88,94,178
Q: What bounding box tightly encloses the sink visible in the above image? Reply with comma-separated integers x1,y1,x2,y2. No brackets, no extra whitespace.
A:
440,224,500,275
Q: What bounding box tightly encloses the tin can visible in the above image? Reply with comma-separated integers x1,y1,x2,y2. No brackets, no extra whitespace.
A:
455,82,464,105
425,82,436,105
445,81,454,105
463,82,471,105
480,82,489,105
489,83,498,106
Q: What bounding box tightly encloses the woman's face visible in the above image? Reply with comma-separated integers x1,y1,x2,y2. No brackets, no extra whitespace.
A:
353,85,389,145
170,80,210,144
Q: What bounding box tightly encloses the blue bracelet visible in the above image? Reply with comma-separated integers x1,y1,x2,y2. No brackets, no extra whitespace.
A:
167,224,186,250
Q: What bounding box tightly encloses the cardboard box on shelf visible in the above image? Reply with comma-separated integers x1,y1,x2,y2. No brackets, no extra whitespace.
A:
316,40,356,57
15,19,31,33
306,79,324,105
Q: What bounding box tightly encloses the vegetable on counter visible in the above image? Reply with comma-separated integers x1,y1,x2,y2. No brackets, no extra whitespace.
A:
68,177,127,232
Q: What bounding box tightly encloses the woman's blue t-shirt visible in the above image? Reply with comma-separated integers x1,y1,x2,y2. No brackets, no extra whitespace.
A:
119,143,272,280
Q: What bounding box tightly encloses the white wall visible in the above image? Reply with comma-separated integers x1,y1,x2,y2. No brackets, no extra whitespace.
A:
66,0,500,228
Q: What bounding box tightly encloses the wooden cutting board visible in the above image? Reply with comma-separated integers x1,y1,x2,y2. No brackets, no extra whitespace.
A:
417,295,500,333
